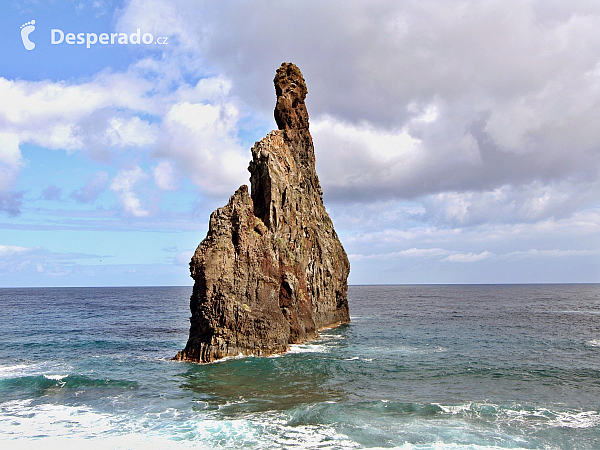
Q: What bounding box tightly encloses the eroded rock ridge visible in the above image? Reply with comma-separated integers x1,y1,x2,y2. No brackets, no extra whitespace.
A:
174,63,350,363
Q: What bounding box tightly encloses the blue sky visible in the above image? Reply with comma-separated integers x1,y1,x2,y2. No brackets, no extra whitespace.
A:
1,0,599,287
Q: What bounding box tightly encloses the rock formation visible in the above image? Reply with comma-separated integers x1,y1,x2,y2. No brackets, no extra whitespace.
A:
174,63,350,363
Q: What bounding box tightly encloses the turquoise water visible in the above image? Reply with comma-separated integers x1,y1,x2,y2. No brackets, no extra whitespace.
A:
1,285,600,448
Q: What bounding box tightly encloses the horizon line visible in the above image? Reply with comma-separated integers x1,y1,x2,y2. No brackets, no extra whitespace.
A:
1,282,599,289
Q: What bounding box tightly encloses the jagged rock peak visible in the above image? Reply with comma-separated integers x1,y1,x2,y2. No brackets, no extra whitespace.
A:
274,62,309,130
174,63,350,364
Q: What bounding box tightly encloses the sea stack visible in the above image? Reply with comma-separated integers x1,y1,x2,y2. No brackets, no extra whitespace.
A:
174,63,350,363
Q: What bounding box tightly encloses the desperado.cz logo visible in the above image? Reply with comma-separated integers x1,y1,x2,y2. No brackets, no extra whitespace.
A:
52,28,169,48
20,19,168,50
20,20,36,50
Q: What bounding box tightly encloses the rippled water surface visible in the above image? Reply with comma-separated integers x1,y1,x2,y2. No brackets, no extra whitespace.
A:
1,284,600,448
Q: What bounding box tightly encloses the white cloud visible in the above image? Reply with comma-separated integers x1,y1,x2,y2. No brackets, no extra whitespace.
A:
0,73,153,131
71,171,110,203
157,100,248,194
0,244,104,279
110,166,149,217
40,185,62,201
421,180,599,227
114,1,600,208
152,161,177,191
502,248,599,259
311,110,484,201
0,57,254,216
313,116,420,164
0,245,31,256
0,132,23,191
116,0,199,50
0,132,24,215
444,251,493,263
174,250,194,266
349,247,449,262
105,116,157,148
0,72,158,199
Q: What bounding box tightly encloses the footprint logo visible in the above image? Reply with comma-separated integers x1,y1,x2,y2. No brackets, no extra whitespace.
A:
20,20,36,50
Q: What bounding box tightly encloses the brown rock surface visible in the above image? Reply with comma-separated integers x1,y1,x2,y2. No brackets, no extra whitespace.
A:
174,63,350,363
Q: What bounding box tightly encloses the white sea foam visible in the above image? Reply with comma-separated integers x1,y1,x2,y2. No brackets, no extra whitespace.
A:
0,433,201,450
435,402,476,415
43,374,69,381
549,410,600,429
370,345,447,355
390,445,521,450
287,343,329,354
0,401,115,440
217,398,248,409
318,333,346,341
206,353,252,364
252,413,359,449
0,364,31,379
0,361,74,381
505,406,600,429
2,398,587,449
586,339,600,347
344,356,373,362
0,401,361,449
433,402,600,432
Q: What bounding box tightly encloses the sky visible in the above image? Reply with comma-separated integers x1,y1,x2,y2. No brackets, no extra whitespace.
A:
0,0,599,287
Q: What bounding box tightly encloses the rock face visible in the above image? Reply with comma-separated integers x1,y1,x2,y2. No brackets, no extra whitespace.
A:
174,63,350,363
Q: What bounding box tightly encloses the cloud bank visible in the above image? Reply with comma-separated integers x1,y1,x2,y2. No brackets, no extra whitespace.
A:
1,0,599,283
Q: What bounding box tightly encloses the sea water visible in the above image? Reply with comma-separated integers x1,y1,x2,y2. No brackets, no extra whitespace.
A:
1,284,600,449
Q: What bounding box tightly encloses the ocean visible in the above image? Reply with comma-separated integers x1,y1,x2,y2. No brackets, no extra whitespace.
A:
1,284,599,449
